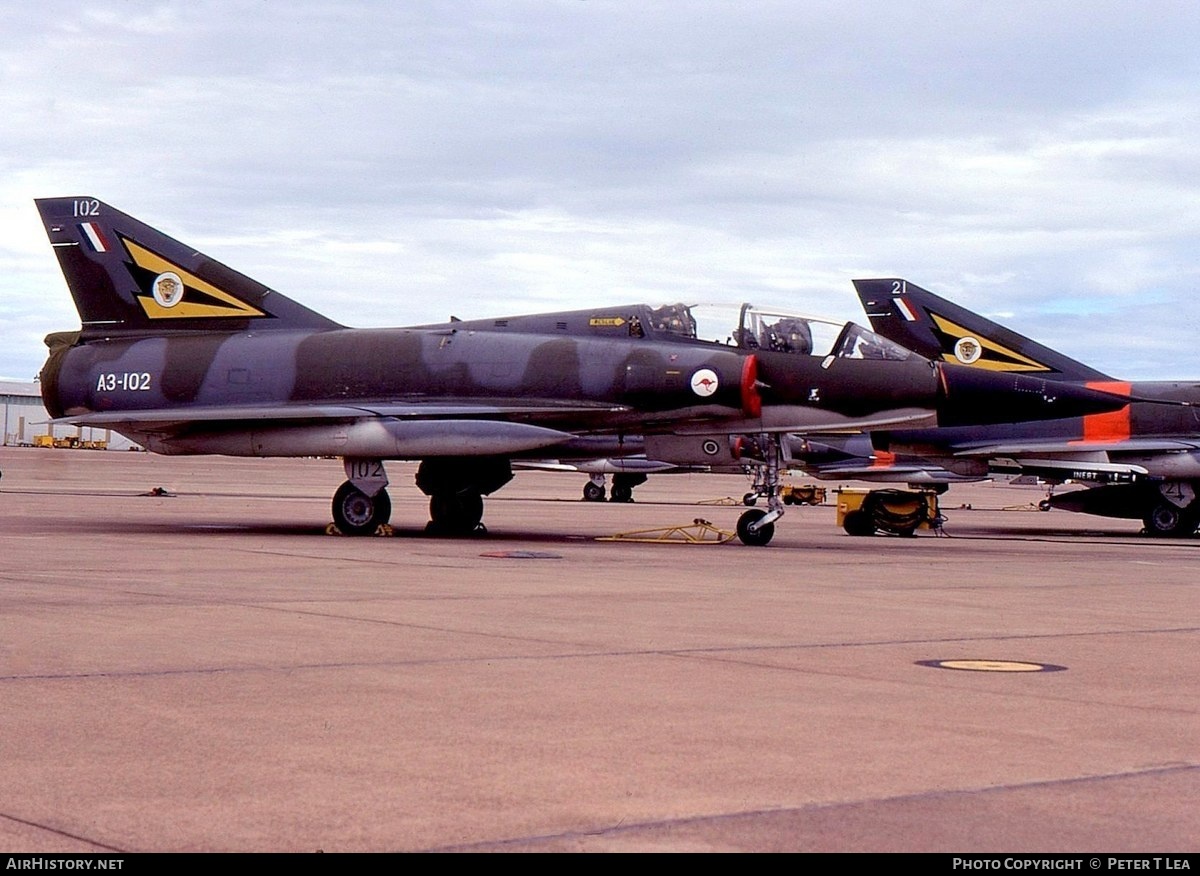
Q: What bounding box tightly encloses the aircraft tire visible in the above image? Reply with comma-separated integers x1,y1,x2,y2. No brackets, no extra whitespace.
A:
610,484,634,503
743,492,758,506
428,491,485,536
332,482,391,536
736,509,774,546
582,482,606,502
1142,501,1199,538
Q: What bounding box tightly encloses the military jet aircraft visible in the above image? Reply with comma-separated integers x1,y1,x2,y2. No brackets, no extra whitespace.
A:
854,278,1200,537
34,197,1138,545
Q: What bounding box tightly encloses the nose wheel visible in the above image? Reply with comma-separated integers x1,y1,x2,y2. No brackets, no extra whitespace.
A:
736,508,775,546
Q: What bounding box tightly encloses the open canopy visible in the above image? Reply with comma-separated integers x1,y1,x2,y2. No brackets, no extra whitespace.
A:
649,301,917,362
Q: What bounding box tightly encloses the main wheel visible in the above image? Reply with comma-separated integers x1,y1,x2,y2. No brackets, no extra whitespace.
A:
428,490,485,536
736,508,774,546
610,483,634,503
582,481,606,502
1142,501,1198,537
332,482,391,536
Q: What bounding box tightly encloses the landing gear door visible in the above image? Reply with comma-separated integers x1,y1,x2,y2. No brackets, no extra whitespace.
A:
344,457,388,497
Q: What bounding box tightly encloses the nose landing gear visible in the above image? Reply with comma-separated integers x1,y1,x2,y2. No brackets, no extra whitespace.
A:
735,433,785,546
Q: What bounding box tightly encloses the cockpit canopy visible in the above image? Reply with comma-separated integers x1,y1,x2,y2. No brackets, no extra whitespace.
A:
653,302,916,362
436,301,919,363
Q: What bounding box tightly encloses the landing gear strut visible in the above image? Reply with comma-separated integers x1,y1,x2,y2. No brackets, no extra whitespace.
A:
1037,483,1057,512
735,434,785,546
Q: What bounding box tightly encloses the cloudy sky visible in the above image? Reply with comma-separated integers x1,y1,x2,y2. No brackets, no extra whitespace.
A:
3,1,1199,381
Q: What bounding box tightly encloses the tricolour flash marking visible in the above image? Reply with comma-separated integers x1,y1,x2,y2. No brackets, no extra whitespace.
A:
80,222,108,252
895,297,918,321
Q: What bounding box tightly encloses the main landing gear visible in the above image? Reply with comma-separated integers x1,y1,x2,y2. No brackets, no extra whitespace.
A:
332,480,392,535
734,433,786,546
1141,482,1199,537
416,456,512,536
332,458,392,535
332,456,513,537
582,475,606,502
581,472,649,503
610,472,647,503
1142,498,1199,538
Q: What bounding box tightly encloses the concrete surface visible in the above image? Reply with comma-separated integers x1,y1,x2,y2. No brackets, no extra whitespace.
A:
0,446,1195,852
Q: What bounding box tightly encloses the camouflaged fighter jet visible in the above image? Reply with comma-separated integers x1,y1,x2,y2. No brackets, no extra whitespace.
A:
34,197,1139,545
855,278,1200,537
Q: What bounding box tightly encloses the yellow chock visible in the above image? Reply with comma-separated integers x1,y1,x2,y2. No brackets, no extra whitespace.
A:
597,518,736,545
325,523,395,536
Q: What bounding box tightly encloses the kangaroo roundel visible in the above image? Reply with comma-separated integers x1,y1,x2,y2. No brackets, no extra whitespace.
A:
690,368,719,397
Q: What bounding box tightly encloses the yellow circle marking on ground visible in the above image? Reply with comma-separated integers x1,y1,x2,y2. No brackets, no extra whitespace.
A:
933,660,1055,672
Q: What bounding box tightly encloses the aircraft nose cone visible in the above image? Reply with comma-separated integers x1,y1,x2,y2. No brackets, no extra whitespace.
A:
935,363,1129,427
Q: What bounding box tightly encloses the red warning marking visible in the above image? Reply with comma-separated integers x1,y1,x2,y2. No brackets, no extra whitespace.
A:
1079,381,1132,443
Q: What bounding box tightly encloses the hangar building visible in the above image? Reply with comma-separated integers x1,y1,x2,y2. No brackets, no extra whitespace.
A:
0,379,140,450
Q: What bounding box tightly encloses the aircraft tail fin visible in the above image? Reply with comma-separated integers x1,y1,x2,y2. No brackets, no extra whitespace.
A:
35,197,342,338
852,278,1112,381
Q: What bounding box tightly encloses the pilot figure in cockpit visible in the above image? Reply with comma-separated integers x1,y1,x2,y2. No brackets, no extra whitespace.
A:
764,318,812,355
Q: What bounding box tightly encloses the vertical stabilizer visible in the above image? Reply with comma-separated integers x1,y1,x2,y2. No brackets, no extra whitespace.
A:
36,197,342,338
853,278,1112,381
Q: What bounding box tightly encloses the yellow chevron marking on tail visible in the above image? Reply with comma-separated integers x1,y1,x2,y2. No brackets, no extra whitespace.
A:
930,314,1048,372
124,238,265,319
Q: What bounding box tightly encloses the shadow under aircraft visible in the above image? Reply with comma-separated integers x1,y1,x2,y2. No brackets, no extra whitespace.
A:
34,196,1141,545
